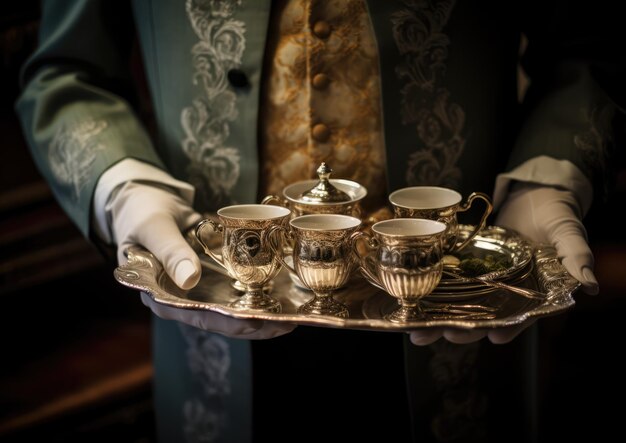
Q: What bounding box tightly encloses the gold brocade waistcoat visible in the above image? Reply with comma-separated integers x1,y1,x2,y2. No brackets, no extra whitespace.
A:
259,0,387,213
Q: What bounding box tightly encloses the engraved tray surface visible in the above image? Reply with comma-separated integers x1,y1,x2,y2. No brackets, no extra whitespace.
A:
114,226,579,331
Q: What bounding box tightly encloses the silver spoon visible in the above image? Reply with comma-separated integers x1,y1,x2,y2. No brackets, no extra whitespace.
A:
442,269,546,300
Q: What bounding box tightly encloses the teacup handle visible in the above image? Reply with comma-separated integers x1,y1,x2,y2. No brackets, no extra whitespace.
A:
194,219,229,273
351,231,385,291
261,194,288,207
454,192,494,252
266,225,314,288
266,225,294,274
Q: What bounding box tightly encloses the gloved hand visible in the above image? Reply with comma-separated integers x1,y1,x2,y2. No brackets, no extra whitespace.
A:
409,182,596,346
111,182,203,289
110,181,296,339
494,182,598,295
408,321,535,346
140,293,296,340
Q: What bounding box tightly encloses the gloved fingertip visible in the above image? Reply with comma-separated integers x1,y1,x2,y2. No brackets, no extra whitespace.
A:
580,267,599,295
582,266,598,284
174,259,201,290
443,329,487,344
488,330,519,345
409,328,443,346
140,292,152,307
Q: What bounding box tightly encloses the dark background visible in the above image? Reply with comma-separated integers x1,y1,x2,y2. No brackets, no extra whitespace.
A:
1,3,625,442
0,3,154,442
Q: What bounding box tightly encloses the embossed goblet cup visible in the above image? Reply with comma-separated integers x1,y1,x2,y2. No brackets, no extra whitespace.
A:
355,218,447,322
388,186,492,253
273,214,362,318
195,204,291,313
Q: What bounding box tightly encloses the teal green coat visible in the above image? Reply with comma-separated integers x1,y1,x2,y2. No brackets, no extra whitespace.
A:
16,1,621,441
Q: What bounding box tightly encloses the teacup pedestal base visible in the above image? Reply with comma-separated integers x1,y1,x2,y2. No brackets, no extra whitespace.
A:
229,285,281,313
297,292,349,318
384,301,425,323
231,279,274,295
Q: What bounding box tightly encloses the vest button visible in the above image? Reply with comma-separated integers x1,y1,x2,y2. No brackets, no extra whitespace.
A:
312,123,330,142
312,21,331,39
227,69,249,88
312,73,330,90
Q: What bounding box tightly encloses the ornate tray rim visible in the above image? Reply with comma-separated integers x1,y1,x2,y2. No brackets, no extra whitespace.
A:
114,226,579,331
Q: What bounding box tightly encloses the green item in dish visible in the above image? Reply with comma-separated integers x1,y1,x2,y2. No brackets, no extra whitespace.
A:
459,255,508,276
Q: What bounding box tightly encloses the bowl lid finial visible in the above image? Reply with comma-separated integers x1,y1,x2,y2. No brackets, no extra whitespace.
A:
299,162,351,203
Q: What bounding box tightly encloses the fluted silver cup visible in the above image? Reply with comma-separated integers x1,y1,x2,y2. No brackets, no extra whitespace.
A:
354,218,447,322
272,214,362,318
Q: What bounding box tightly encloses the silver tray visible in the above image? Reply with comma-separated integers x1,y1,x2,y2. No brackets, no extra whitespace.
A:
114,226,579,331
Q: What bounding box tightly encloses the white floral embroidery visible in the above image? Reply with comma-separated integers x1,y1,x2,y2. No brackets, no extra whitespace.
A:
179,324,231,442
429,340,487,441
183,399,224,443
181,0,245,209
179,324,232,397
391,0,465,188
48,118,106,201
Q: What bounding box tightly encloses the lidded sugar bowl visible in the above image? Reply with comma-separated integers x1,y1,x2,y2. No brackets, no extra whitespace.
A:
262,162,367,217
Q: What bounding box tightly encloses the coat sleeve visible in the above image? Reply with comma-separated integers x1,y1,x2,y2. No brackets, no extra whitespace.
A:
506,0,626,202
15,0,167,237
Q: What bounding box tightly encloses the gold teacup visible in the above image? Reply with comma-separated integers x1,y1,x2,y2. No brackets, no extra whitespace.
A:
354,218,447,322
388,186,492,253
195,204,291,313
271,214,362,318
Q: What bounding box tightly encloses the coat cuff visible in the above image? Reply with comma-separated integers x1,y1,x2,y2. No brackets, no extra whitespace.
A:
493,155,593,215
93,158,195,243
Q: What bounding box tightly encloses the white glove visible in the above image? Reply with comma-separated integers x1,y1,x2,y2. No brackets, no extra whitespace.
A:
495,182,598,295
109,181,296,339
140,293,296,340
110,181,203,289
408,321,535,346
409,181,597,346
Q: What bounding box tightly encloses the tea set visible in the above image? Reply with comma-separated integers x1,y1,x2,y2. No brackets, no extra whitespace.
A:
195,162,494,322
